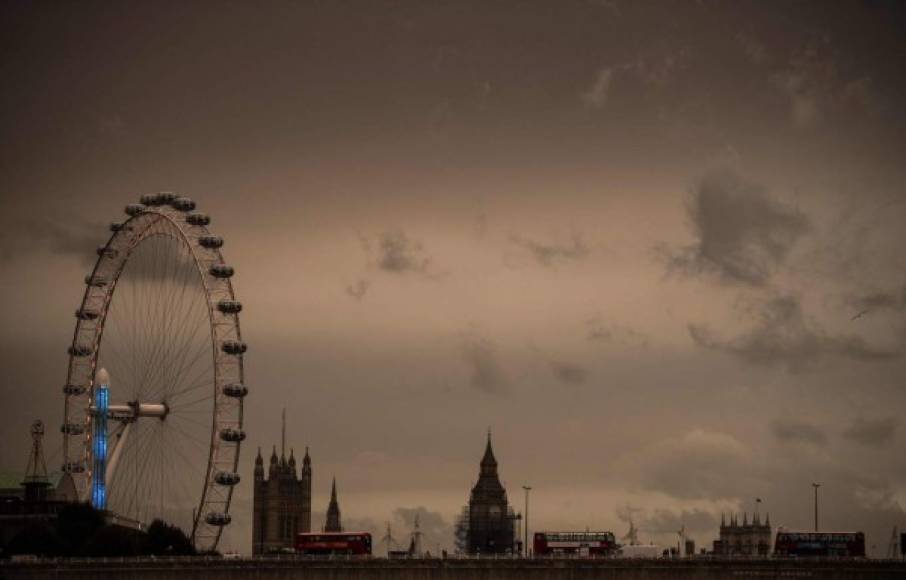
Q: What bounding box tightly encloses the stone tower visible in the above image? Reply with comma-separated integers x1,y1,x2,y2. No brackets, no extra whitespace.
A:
716,511,772,556
252,413,312,555
325,477,342,532
462,432,515,554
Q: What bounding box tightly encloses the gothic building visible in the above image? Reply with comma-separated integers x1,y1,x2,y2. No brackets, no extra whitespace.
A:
324,477,342,532
713,511,772,556
456,433,516,554
252,442,312,554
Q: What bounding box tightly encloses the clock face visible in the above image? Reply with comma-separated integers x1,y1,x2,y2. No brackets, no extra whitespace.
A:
489,505,502,517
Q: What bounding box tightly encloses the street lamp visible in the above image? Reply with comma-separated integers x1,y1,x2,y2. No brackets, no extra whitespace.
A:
811,483,820,532
522,485,532,557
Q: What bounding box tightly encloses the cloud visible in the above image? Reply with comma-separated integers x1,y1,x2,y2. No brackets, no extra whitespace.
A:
772,37,877,129
771,418,827,446
369,230,430,274
848,287,906,317
737,32,768,65
346,278,370,301
391,506,454,555
0,216,106,266
843,417,898,448
586,316,648,347
581,67,613,109
665,170,810,286
639,508,718,535
625,429,749,500
688,295,898,372
510,232,590,267
549,360,588,385
461,333,508,394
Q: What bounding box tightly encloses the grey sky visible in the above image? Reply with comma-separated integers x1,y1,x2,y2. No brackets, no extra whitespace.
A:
2,0,905,555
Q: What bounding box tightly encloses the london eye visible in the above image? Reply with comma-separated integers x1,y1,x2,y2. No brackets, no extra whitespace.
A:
61,193,247,551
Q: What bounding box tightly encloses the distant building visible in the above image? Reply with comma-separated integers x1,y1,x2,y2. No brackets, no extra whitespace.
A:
252,439,312,554
0,420,79,549
455,432,516,555
713,512,772,556
324,477,342,532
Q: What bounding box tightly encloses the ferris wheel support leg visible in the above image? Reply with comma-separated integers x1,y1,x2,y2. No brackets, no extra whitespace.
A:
105,421,132,488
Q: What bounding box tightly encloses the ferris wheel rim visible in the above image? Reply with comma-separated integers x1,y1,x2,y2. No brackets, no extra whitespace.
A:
60,194,246,551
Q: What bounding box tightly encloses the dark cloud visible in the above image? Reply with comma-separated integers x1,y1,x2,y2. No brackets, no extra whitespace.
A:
843,417,898,448
375,231,430,274
771,35,878,129
771,418,827,446
689,295,898,372
0,217,106,266
345,278,370,301
586,316,648,347
510,233,590,267
848,287,906,317
550,360,588,385
665,170,810,286
461,334,508,394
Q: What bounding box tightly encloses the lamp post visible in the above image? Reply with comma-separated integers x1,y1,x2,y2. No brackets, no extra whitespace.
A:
811,483,820,532
522,485,532,557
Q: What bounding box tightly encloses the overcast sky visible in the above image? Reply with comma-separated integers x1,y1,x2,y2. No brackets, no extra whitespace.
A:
2,0,906,555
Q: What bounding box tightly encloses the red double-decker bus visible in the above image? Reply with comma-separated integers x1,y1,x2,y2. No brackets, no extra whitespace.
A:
773,531,865,558
534,531,617,557
295,532,373,555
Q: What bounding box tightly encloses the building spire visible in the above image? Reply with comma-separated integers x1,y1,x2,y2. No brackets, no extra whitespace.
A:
325,477,342,532
281,407,286,462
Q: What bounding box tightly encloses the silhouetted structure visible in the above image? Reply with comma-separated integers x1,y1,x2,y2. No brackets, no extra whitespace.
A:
324,477,342,532
456,432,516,555
713,512,772,556
252,413,312,554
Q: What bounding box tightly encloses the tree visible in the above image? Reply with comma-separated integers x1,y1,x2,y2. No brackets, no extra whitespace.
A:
146,519,196,555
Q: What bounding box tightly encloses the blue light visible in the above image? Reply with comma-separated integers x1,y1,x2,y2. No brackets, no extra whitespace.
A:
91,383,109,510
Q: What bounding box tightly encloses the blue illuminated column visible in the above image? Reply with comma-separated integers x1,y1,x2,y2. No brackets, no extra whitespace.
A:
90,379,109,510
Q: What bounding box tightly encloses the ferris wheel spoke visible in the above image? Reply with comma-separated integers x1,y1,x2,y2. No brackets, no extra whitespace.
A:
168,349,214,400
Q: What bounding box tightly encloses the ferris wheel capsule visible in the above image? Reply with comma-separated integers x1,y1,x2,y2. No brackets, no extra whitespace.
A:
199,235,224,249
140,193,163,206
125,203,145,217
172,197,196,212
68,344,93,357
158,192,177,205
219,428,246,443
221,340,247,355
210,265,234,279
214,472,240,486
61,422,86,435
63,383,88,395
62,461,86,474
205,513,231,526
85,274,108,287
217,299,242,314
221,383,248,398
75,308,99,320
186,213,211,226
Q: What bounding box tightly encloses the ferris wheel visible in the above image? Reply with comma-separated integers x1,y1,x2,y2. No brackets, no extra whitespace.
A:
61,193,247,551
